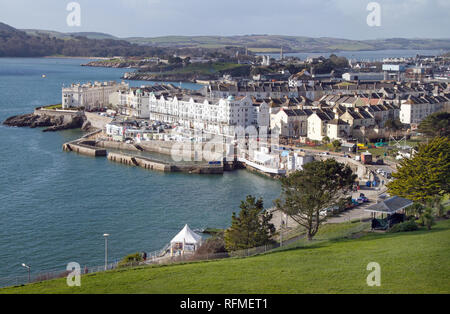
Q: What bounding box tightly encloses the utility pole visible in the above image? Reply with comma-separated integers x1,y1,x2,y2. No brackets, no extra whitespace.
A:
103,233,110,270
21,263,31,283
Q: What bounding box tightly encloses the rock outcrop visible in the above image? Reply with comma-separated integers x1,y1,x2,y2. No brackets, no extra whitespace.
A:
3,113,85,132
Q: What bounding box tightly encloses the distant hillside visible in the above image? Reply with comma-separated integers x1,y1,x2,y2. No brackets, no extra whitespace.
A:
22,29,117,40
3,22,450,56
124,35,450,52
18,24,450,53
70,32,117,40
0,22,164,57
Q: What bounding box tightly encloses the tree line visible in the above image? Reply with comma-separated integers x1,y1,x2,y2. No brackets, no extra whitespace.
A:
204,133,449,253
0,27,166,58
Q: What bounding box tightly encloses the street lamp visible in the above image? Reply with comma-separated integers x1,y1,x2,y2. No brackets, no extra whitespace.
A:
21,263,31,283
103,233,110,271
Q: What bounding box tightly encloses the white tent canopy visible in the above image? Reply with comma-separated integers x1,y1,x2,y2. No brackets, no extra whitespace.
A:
170,224,202,245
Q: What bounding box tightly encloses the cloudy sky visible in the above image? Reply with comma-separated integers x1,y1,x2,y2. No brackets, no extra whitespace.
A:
0,0,449,39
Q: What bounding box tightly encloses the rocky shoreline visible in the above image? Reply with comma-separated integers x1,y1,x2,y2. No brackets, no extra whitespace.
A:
3,112,96,132
81,61,139,69
122,71,215,83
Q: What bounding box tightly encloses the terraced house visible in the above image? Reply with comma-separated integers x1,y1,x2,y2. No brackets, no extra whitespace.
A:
400,95,449,127
270,108,312,138
148,94,270,139
62,81,128,109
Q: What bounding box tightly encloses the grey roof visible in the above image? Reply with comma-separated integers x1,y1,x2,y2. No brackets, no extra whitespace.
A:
365,196,413,214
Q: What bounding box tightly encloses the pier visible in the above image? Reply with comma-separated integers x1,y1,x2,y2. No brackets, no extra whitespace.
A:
63,138,224,174
107,151,223,174
62,141,107,157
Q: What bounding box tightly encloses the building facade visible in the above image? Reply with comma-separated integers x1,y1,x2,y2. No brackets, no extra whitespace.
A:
62,81,128,109
148,94,270,139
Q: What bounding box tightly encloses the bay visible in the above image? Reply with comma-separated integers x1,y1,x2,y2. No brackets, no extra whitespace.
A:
259,49,445,61
0,57,281,285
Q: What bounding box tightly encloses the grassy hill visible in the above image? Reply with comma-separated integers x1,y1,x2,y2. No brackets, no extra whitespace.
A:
18,25,450,53
124,35,450,53
21,29,118,40
0,22,165,58
2,220,449,294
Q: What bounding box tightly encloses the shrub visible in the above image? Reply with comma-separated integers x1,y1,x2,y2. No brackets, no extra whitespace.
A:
118,252,143,267
195,232,227,256
388,220,419,233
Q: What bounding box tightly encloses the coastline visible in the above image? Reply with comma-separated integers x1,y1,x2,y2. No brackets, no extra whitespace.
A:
43,56,110,60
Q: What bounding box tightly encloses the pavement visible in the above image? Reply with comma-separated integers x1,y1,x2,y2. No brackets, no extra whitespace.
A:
270,144,395,230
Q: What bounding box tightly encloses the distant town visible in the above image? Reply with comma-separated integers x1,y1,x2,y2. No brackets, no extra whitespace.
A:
23,51,440,177
1,4,449,296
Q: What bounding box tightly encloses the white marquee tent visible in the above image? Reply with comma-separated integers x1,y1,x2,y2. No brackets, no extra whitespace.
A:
170,224,203,256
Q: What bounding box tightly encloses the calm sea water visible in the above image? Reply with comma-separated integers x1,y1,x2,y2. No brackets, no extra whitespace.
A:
261,49,445,61
0,58,281,283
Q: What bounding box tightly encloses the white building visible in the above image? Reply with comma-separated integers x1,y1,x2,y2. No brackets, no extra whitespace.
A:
117,88,150,118
342,72,384,82
148,94,270,139
270,108,309,138
307,111,333,141
400,95,447,127
62,81,128,109
288,70,314,87
287,153,314,171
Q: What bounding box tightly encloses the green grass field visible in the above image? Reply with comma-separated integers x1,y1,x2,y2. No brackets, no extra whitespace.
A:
2,220,449,294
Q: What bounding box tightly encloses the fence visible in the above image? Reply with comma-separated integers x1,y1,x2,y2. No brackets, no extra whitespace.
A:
0,260,120,289
0,222,368,289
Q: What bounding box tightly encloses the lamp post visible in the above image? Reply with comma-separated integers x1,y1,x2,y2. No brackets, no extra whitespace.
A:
103,233,110,271
21,263,31,283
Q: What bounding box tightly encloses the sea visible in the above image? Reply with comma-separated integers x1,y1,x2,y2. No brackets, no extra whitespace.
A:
260,49,445,61
0,57,281,285
0,49,441,285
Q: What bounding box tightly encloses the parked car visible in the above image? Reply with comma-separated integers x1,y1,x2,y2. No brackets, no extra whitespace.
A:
361,196,370,203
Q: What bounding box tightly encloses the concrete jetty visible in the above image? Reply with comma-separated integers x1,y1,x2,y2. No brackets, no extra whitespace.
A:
107,151,223,174
63,140,107,157
63,138,223,174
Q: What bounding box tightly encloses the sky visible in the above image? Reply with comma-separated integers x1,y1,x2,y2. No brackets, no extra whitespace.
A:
0,0,449,39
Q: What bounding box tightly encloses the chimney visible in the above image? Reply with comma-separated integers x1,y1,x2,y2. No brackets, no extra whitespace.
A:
333,107,339,119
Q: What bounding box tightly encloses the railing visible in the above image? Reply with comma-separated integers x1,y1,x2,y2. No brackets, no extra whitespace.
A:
0,222,367,289
0,261,119,288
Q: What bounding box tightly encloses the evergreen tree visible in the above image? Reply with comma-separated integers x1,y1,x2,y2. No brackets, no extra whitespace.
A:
224,196,275,251
417,112,450,138
275,159,356,240
387,137,450,203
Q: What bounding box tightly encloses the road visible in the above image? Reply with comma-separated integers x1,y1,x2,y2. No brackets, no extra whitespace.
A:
271,143,396,229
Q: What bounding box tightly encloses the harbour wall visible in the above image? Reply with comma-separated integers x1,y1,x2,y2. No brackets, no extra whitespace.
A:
107,152,223,174
62,141,107,157
63,139,223,174
34,108,82,125
33,108,112,130
84,112,113,130
98,139,224,161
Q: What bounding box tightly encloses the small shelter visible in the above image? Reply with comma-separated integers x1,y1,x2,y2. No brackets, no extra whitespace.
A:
365,196,413,230
365,196,413,216
170,224,203,256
